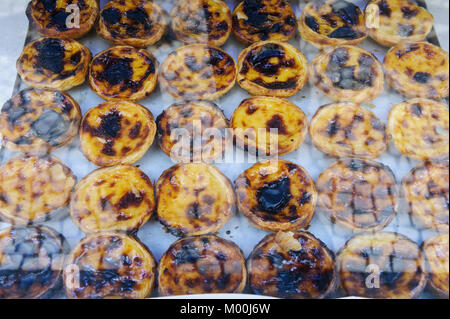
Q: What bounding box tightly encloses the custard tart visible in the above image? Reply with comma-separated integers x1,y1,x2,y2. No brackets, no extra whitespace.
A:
0,88,81,154
0,155,76,224
0,226,66,299
160,44,236,101
247,231,336,299
299,0,367,49
157,235,247,296
383,42,449,99
89,46,159,101
156,100,230,163
365,0,434,47
237,41,308,97
80,100,156,167
423,234,449,298
402,161,449,233
26,0,99,39
316,158,398,231
309,102,388,159
171,0,232,47
156,163,235,236
231,96,308,156
97,0,167,48
235,160,317,232
17,37,91,91
232,0,297,45
64,232,156,299
387,98,449,161
337,232,427,299
70,165,155,233
310,45,384,103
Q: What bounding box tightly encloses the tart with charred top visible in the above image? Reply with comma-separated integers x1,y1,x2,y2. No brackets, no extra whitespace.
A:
365,0,434,47
310,46,384,103
316,158,398,231
17,37,91,91
402,161,449,233
0,88,81,154
237,41,308,97
235,160,317,232
160,44,236,101
0,226,66,299
80,101,156,167
89,46,158,101
156,163,235,236
171,0,232,47
383,42,449,99
97,0,167,48
299,0,367,49
26,0,99,39
309,102,388,159
231,97,308,156
0,155,76,224
64,232,156,299
337,232,427,299
157,235,247,296
247,231,336,299
156,100,230,163
423,234,449,298
70,165,155,233
387,98,449,161
232,0,297,45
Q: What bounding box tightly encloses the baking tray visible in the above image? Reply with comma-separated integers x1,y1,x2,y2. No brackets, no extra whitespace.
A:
0,0,448,299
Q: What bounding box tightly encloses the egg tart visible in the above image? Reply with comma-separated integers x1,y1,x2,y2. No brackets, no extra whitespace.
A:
0,88,81,154
310,45,384,103
232,0,297,45
423,234,449,298
299,0,367,49
170,0,232,47
17,37,91,91
64,232,156,299
160,44,236,101
387,98,449,161
337,232,427,299
237,41,308,97
231,96,308,156
235,160,317,232
402,161,449,233
89,46,159,101
0,155,76,224
97,0,167,48
309,102,388,159
157,235,247,296
247,231,336,299
316,158,398,231
0,226,66,299
365,0,434,47
383,42,449,99
156,163,235,237
70,165,155,233
26,0,99,39
80,100,156,167
156,100,230,163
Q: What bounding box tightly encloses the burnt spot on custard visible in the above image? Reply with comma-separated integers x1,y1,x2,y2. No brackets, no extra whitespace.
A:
0,226,64,299
378,0,391,17
102,7,122,25
256,176,292,214
83,109,122,139
325,48,377,90
35,38,65,74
